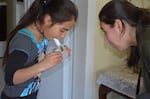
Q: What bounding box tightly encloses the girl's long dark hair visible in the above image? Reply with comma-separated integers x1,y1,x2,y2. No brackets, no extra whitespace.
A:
2,0,78,69
99,0,150,67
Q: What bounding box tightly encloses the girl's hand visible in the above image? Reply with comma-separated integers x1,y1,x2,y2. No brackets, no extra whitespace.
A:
64,45,71,57
39,51,63,71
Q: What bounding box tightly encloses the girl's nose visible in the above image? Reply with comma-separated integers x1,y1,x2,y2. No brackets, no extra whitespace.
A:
60,32,67,38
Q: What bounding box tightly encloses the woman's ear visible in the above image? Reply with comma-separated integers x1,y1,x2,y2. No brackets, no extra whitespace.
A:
114,19,123,34
44,14,52,26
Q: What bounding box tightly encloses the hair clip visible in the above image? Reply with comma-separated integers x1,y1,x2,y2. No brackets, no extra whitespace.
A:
43,0,47,4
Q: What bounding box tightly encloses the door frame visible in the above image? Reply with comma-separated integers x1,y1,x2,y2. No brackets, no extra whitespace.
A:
72,0,96,99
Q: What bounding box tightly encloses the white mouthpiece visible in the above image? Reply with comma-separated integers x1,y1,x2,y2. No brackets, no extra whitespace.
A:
54,38,61,46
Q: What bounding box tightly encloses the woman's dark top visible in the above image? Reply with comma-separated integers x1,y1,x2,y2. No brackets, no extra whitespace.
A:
136,24,150,92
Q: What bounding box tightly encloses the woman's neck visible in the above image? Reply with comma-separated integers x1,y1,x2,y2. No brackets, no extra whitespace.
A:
129,26,137,46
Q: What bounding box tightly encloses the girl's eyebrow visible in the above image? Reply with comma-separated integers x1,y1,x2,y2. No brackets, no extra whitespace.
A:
62,28,69,31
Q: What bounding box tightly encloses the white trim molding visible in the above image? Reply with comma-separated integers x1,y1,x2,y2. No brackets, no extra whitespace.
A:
72,0,96,99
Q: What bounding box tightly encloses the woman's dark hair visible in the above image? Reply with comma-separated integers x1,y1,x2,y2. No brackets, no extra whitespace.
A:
99,0,150,67
2,0,78,69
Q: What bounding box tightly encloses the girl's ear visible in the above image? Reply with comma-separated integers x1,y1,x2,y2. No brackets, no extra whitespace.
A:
44,14,52,26
114,19,123,34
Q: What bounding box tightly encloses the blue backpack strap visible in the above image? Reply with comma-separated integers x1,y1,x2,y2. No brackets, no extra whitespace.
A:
18,28,37,44
18,28,49,53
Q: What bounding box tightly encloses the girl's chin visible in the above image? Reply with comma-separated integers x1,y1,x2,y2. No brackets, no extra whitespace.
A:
49,39,55,41
47,37,55,41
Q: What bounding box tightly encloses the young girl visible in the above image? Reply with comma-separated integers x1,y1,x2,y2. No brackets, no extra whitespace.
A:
1,0,78,99
99,0,150,99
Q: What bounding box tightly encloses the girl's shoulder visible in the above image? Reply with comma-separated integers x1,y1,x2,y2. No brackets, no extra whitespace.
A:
17,28,36,43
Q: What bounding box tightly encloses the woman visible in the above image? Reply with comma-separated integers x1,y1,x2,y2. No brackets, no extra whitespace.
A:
1,0,78,99
99,0,150,98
